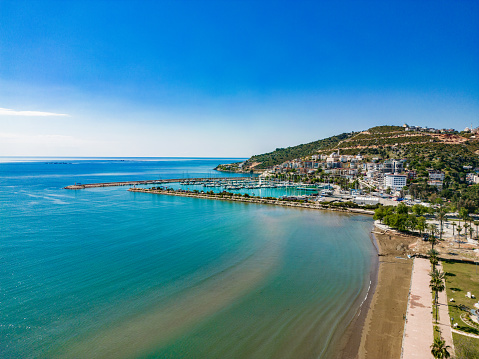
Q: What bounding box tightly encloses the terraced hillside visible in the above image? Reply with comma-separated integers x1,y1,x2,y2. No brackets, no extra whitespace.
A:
217,125,479,172
216,132,354,171
328,126,470,155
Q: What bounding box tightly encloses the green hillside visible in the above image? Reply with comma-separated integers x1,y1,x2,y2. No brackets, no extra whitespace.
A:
217,125,479,172
243,132,353,169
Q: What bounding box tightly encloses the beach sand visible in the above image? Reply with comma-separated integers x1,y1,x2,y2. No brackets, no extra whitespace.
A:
355,227,416,359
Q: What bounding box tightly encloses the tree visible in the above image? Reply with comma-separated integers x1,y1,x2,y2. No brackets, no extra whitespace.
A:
416,216,427,235
374,206,385,223
397,202,409,214
431,337,451,358
412,203,427,216
430,234,438,250
459,207,469,226
475,221,479,239
451,222,457,237
430,269,445,323
457,226,463,248
406,214,418,232
428,249,439,271
436,209,446,240
469,227,474,240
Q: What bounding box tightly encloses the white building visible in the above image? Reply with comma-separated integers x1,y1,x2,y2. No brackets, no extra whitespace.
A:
354,196,380,206
384,174,407,191
428,180,443,189
428,171,445,181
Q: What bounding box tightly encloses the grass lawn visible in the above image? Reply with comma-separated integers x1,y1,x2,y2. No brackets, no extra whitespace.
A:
442,261,479,335
452,333,479,358
442,260,479,354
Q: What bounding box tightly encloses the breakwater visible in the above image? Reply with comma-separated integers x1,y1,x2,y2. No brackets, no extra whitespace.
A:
63,177,249,189
129,187,375,215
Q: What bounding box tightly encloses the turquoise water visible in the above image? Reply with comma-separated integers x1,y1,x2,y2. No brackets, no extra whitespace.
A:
166,182,332,198
0,158,376,358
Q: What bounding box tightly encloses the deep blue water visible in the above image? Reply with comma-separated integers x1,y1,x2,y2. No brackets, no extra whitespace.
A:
0,158,376,358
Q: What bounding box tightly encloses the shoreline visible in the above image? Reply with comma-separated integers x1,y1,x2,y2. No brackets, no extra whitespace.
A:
128,188,375,216
130,187,381,358
330,229,379,359
356,225,417,358
129,187,416,358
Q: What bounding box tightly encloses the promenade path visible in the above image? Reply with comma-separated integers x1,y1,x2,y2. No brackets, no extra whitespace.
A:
436,262,455,355
402,258,434,359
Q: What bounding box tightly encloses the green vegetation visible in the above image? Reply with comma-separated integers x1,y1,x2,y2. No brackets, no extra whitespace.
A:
243,132,353,169
453,333,479,359
374,203,430,234
217,125,479,214
430,269,446,323
429,249,439,270
430,336,451,358
221,125,478,188
442,261,479,337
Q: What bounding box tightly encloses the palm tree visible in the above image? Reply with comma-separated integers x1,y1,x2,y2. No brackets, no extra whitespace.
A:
457,226,463,248
436,206,446,240
459,207,469,227
475,221,479,239
469,227,474,240
430,269,445,323
428,249,439,271
431,337,451,358
451,222,457,238
430,234,438,251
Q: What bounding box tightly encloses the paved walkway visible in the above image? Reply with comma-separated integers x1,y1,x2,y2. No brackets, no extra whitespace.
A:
402,258,434,359
436,262,455,355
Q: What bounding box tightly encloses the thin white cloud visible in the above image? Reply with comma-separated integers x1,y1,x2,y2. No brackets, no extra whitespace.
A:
0,107,70,117
0,132,82,145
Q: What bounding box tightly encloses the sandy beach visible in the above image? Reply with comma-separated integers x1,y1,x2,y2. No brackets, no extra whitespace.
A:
132,187,418,358
356,226,416,359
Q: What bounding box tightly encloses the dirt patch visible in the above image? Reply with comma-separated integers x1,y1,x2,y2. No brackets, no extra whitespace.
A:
248,161,261,168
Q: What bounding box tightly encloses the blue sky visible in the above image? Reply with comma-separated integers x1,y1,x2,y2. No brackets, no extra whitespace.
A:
0,0,478,157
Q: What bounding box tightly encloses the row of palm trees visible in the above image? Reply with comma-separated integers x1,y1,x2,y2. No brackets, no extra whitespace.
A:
428,249,451,358
420,202,476,357
451,221,477,240
435,201,478,241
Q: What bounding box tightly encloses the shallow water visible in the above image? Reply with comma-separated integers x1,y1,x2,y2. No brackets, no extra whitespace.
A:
0,158,375,358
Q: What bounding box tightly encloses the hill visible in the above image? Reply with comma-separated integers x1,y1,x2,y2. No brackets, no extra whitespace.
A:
217,125,479,173
216,132,355,172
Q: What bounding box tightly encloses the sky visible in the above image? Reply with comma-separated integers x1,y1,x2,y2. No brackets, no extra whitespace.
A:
0,0,478,157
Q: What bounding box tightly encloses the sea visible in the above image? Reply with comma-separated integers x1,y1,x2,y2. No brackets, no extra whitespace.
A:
0,157,377,358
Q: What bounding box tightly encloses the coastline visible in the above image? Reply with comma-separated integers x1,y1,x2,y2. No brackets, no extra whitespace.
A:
356,225,416,359
329,229,379,359
131,187,381,358
128,188,375,216
129,187,418,358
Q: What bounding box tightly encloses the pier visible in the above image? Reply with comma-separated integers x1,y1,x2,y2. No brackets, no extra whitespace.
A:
128,187,375,215
63,177,251,189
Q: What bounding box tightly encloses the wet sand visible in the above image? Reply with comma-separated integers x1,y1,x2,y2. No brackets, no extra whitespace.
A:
356,226,416,359
330,231,378,359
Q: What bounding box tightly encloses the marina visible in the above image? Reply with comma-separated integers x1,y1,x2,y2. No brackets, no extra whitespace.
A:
2,158,377,359
63,177,249,189
64,177,333,193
